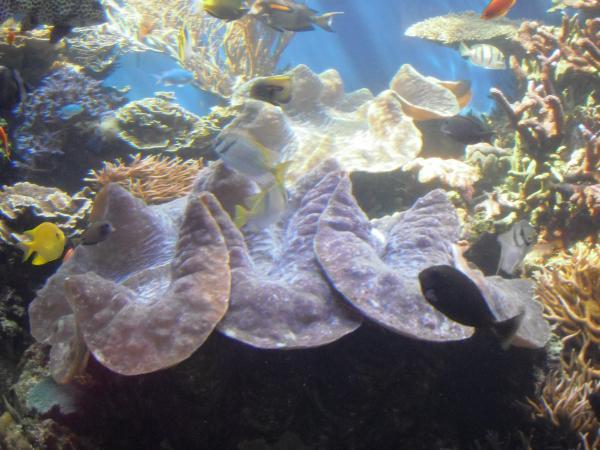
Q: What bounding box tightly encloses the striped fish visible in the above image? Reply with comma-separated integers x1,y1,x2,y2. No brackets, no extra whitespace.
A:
459,42,506,70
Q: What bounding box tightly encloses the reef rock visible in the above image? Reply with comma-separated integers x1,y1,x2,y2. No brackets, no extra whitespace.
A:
194,160,362,348
28,184,231,380
314,177,551,348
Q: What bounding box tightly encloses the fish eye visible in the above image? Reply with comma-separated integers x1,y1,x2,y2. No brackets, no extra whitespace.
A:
55,233,60,238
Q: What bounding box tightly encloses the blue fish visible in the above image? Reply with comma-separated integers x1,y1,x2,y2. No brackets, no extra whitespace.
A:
57,104,84,121
154,68,194,86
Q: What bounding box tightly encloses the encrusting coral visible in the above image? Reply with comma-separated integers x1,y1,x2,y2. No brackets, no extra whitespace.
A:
109,92,231,156
85,153,203,204
0,182,93,244
14,64,127,188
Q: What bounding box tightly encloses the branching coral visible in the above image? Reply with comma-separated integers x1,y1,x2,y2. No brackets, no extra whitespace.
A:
103,0,293,97
85,153,203,204
488,11,600,242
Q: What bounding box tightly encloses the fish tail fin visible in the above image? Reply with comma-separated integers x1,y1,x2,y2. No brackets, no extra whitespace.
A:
234,204,249,229
314,12,343,32
493,312,524,350
17,240,33,262
459,42,470,57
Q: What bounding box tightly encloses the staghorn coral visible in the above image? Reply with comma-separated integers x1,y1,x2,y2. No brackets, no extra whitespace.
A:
85,153,203,204
0,182,93,244
14,65,127,188
103,0,293,97
111,93,232,157
535,242,600,373
488,11,600,243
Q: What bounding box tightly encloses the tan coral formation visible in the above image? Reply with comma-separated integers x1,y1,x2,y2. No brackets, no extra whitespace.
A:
230,64,474,183
85,153,203,204
111,93,230,155
0,183,93,243
405,11,521,51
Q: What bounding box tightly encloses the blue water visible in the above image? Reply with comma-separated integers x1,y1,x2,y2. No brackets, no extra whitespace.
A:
105,0,557,115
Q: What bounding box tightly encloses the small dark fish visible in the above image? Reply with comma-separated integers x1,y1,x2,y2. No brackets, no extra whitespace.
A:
249,75,292,105
0,66,26,116
441,115,495,145
419,264,523,349
497,220,537,276
589,391,600,421
74,221,115,246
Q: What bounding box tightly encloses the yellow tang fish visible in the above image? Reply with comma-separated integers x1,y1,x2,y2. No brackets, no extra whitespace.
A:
17,222,66,265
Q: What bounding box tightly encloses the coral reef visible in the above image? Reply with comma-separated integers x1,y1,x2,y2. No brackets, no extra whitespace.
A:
0,182,93,244
29,184,230,380
111,93,232,157
14,65,127,189
487,12,600,243
85,153,203,204
103,0,293,97
229,64,472,184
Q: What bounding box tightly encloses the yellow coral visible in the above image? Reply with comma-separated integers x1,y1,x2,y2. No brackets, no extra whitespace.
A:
85,154,202,204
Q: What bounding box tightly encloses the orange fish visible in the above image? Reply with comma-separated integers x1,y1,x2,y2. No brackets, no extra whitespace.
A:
6,28,16,45
138,16,157,40
63,246,75,262
0,126,10,160
481,0,516,20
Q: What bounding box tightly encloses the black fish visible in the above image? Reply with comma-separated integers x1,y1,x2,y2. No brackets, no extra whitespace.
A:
0,66,26,117
441,115,494,145
73,221,114,246
589,391,600,421
419,265,523,349
249,75,292,106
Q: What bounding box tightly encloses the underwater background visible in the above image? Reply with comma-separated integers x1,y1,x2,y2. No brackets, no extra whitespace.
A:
0,0,599,449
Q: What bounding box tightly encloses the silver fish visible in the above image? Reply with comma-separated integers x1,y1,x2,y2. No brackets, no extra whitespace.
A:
215,130,286,188
459,42,506,70
496,220,537,276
